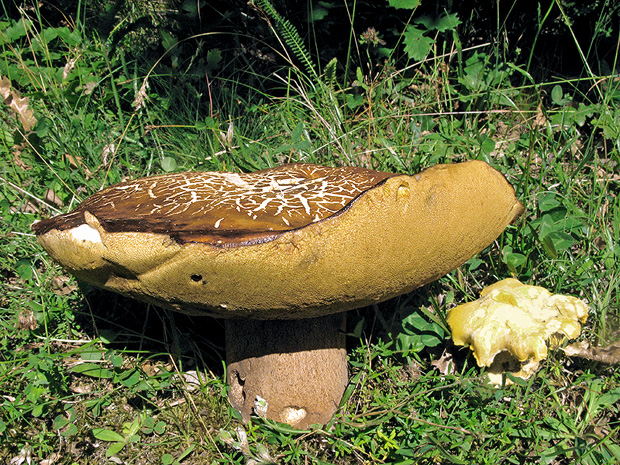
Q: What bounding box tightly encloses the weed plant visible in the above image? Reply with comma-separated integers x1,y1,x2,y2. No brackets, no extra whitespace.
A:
1,0,619,464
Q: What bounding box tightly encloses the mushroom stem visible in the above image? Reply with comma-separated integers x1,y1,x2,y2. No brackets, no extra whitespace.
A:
225,313,348,429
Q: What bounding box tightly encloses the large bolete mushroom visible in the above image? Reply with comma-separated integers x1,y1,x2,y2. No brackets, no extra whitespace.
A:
33,160,524,428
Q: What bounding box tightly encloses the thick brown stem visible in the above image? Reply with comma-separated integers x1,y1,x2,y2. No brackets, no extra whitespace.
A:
225,313,347,429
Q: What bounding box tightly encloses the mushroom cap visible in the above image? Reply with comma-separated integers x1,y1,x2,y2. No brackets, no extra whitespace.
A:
34,161,524,318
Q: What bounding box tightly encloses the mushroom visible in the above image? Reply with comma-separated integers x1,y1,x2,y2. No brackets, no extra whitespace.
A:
446,278,589,383
33,160,524,428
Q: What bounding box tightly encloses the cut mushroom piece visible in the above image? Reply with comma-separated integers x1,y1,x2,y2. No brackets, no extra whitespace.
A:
447,278,589,383
33,161,524,428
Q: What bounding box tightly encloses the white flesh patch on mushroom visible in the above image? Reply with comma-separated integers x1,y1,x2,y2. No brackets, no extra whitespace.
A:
70,223,102,243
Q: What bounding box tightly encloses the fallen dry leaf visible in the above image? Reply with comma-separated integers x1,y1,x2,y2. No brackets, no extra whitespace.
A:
0,75,11,100
12,149,30,170
1,75,37,132
534,102,546,128
562,340,620,364
431,350,456,376
177,370,205,392
10,199,39,214
133,78,149,110
45,189,64,207
63,153,93,177
16,309,38,331
51,275,78,295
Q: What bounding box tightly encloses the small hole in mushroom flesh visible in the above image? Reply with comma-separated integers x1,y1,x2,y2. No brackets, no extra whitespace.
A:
229,370,246,405
190,274,203,282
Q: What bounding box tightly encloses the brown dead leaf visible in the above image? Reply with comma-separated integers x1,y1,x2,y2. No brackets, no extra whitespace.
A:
16,309,38,331
69,383,92,394
431,350,456,376
177,370,204,392
0,76,11,99
45,189,64,207
1,75,37,131
534,103,546,128
63,153,93,177
39,453,60,465
10,446,33,465
9,199,40,214
101,144,115,166
563,340,620,364
12,149,30,170
51,275,78,295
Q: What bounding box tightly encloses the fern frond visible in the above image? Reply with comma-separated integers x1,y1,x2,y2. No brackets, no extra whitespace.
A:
324,57,338,90
255,0,318,81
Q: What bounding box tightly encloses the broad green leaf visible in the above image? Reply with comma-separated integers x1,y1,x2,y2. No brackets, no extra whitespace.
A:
53,415,68,430
309,6,329,21
161,156,177,172
546,231,575,252
355,67,367,90
480,136,496,155
153,421,166,435
467,257,484,270
542,235,558,258
80,348,102,362
118,369,141,387
123,417,142,437
160,30,178,50
387,0,420,9
503,248,527,273
415,13,461,32
538,192,560,212
545,206,569,223
34,117,51,137
15,258,33,281
92,428,125,442
206,49,222,72
595,387,620,411
397,311,445,353
403,26,434,61
551,85,563,105
291,121,304,143
109,354,123,368
98,330,116,344
32,403,44,417
538,214,557,239
0,21,29,45
61,424,78,437
434,12,461,31
346,93,364,110
294,140,312,151
70,363,114,379
105,441,126,457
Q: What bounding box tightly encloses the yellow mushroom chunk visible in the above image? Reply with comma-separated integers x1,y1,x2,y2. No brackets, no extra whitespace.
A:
447,278,588,380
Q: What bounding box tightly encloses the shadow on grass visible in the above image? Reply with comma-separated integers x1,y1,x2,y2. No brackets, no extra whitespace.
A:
75,286,226,378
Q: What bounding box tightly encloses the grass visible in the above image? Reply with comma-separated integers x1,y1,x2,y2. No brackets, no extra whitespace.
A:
1,0,620,463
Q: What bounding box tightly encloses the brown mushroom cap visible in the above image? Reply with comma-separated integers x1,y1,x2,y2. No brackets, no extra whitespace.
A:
33,164,393,246
34,160,524,319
